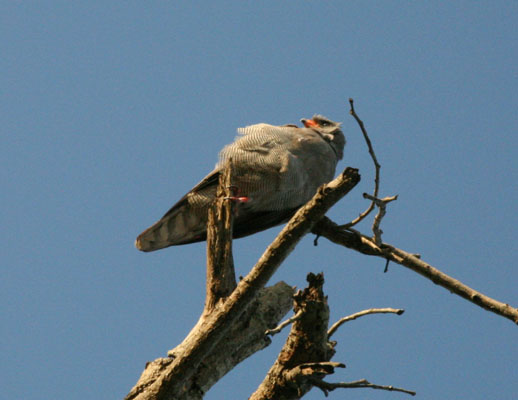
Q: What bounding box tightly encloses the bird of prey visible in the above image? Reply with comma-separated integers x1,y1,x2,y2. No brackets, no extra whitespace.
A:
135,115,345,252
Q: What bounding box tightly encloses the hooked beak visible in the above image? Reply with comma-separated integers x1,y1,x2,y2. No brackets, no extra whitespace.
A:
301,118,318,128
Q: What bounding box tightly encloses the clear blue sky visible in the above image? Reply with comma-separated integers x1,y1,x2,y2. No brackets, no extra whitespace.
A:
2,2,517,399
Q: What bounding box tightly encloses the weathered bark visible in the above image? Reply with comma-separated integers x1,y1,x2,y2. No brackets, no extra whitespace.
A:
127,99,517,400
312,217,518,324
126,167,361,399
205,159,236,313
127,282,293,400
250,273,340,400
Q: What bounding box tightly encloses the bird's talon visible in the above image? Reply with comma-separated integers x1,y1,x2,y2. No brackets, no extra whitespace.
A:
224,196,250,203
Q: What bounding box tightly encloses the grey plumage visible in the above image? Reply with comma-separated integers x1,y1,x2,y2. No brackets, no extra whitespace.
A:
135,115,345,252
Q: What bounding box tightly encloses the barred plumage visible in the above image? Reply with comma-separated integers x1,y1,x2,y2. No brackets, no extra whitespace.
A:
135,115,345,252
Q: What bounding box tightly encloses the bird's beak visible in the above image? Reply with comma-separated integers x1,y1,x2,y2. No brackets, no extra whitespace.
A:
301,118,318,128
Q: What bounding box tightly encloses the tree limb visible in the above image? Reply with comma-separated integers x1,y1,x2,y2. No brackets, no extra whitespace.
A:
312,378,416,397
328,308,405,339
205,159,236,312
312,218,518,324
265,309,304,336
363,193,398,245
250,273,336,400
342,98,380,229
251,273,414,399
129,100,516,400
126,168,361,399
127,282,294,400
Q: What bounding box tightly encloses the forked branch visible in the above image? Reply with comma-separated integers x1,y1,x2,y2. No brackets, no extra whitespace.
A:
342,98,381,229
312,218,518,324
251,273,415,399
126,168,361,399
322,99,518,325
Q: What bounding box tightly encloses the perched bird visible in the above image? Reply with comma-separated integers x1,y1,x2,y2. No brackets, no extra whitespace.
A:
135,115,345,252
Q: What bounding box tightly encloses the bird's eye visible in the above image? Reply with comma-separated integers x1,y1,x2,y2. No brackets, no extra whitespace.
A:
319,120,329,127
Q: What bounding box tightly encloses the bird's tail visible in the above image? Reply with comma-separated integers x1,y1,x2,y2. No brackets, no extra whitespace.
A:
135,200,208,251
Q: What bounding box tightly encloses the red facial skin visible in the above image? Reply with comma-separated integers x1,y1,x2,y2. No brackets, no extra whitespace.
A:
302,119,318,128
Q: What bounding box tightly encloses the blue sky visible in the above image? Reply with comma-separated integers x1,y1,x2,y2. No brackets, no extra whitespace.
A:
2,2,517,399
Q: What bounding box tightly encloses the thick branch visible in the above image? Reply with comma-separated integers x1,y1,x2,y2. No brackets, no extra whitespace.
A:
127,168,361,399
205,159,236,312
250,273,334,400
312,218,518,324
128,282,294,400
251,273,413,399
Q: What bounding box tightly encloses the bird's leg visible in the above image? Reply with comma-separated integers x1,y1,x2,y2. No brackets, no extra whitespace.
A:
225,185,250,203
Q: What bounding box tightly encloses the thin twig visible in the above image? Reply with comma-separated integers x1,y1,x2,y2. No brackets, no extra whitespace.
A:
363,193,398,245
328,308,404,338
384,258,390,273
312,378,416,396
341,98,381,229
265,310,304,336
298,361,346,371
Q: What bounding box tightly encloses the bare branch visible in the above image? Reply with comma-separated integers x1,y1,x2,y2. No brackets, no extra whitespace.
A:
251,273,335,400
265,309,304,336
363,193,398,245
312,217,518,324
342,98,381,229
252,274,412,399
130,101,515,400
128,282,294,400
328,308,404,338
296,361,346,371
127,168,360,399
205,159,236,312
312,378,416,397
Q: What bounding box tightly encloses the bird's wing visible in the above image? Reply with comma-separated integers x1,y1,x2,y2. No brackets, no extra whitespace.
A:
232,207,300,238
218,123,336,211
135,123,340,252
160,169,220,220
135,169,221,251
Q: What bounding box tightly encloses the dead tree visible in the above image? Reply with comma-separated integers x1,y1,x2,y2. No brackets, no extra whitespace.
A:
126,100,517,400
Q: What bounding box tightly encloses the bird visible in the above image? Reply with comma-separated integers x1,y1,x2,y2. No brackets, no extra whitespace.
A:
135,115,345,252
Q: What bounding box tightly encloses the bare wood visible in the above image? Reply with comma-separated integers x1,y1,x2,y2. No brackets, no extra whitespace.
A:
342,98,381,228
312,218,518,324
250,273,335,400
126,168,361,399
328,307,404,338
265,309,304,336
128,100,516,399
312,378,416,396
127,282,294,400
205,159,236,312
363,193,398,245
386,245,518,324
179,282,294,399
127,160,295,400
251,273,414,399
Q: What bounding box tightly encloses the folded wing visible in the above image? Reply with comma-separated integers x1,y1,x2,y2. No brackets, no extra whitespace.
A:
136,120,343,252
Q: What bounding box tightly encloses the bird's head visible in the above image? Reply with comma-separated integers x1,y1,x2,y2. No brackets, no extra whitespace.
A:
301,115,346,160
